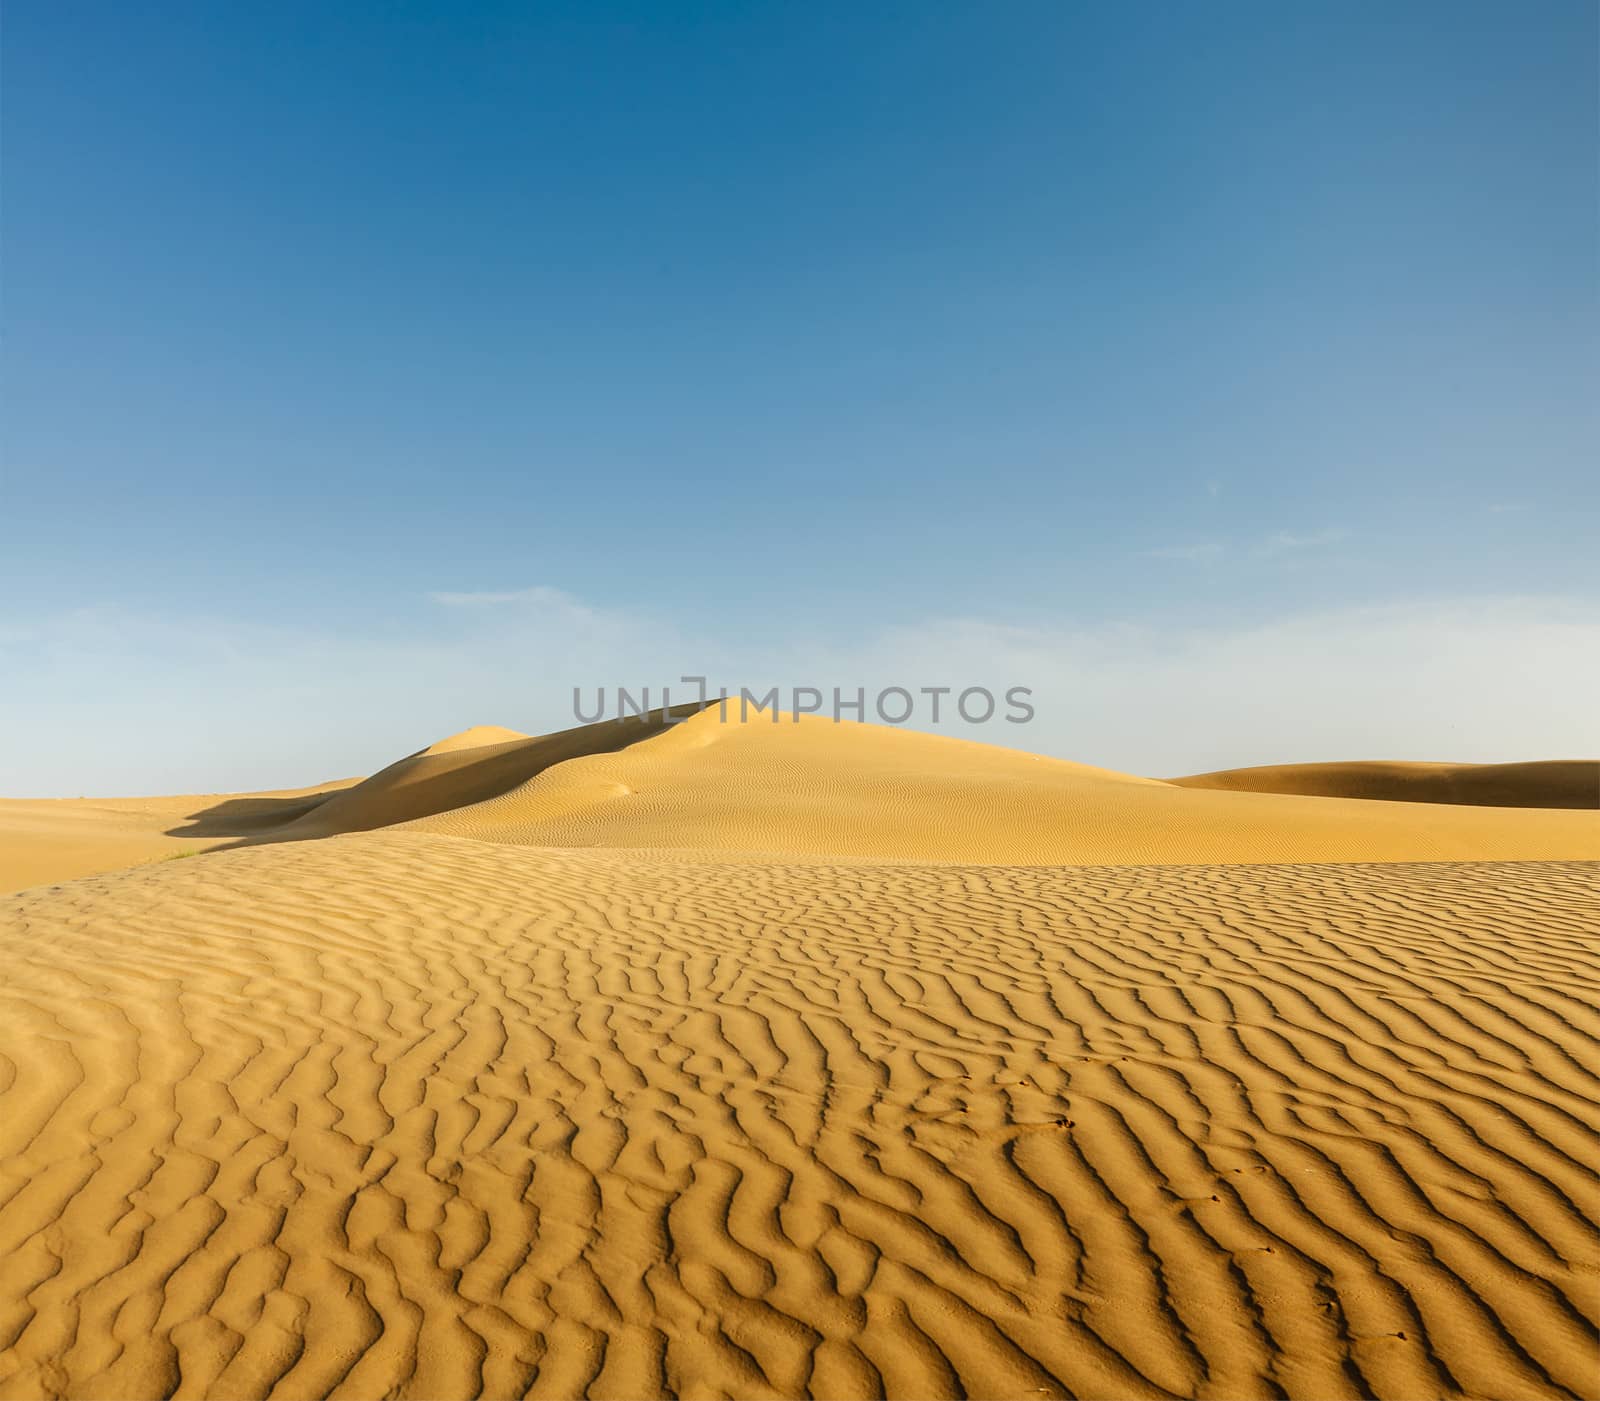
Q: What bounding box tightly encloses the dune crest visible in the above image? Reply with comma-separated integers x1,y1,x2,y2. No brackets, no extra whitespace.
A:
418,723,534,755
277,709,701,842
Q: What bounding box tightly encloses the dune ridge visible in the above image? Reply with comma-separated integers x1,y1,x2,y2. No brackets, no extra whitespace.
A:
419,725,534,756
1,835,1596,1399
272,709,697,842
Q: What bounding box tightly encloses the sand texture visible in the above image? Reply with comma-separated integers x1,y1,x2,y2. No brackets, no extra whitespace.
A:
1,713,1597,1399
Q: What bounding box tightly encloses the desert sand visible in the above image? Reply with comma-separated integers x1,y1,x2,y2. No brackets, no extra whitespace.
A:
1,710,1597,1400
0,780,357,897
1172,759,1599,810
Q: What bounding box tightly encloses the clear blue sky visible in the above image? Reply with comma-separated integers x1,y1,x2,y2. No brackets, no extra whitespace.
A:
3,2,1597,790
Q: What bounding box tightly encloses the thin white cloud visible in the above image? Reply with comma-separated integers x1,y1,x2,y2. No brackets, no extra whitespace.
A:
1141,543,1225,562
428,586,588,609
1259,528,1346,555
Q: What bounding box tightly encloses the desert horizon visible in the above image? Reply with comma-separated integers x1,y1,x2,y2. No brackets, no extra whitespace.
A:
1,709,1597,895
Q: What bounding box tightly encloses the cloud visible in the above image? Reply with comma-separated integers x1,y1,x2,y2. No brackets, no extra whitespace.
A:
1140,530,1351,563
1,591,1595,793
428,586,590,610
1259,528,1346,555
1141,542,1225,562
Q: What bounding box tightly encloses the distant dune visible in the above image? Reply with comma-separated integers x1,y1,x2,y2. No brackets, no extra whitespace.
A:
1172,758,1599,809
1,712,1597,1400
416,723,534,755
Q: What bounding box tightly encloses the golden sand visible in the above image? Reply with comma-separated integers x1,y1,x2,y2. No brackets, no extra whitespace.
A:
0,780,355,897
1172,758,1599,810
1,712,1596,1399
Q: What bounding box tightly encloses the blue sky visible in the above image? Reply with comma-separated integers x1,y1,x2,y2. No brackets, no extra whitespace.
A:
3,2,1597,791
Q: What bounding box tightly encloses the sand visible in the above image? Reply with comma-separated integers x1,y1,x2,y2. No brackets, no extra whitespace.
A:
0,781,357,896
1172,759,1600,810
1,711,1597,1399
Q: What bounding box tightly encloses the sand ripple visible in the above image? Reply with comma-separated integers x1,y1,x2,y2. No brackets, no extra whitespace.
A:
1,837,1596,1399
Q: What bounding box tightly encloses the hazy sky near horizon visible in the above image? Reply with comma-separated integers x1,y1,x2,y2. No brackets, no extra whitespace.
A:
4,1,1597,792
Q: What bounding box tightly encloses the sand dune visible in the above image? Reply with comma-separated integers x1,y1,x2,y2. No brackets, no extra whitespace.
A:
2,713,1597,1399
406,709,1600,864
1173,759,1600,810
273,711,695,843
1,837,1595,1399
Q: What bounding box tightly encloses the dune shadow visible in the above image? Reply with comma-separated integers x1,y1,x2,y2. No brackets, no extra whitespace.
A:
165,792,338,847
162,705,707,856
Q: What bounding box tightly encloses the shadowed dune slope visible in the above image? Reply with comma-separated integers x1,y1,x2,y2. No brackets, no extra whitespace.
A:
1171,759,1599,809
409,708,1600,864
1,837,1595,1400
248,708,703,842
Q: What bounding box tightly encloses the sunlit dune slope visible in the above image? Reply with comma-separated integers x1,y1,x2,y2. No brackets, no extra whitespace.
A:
410,707,1600,864
1172,758,1599,809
